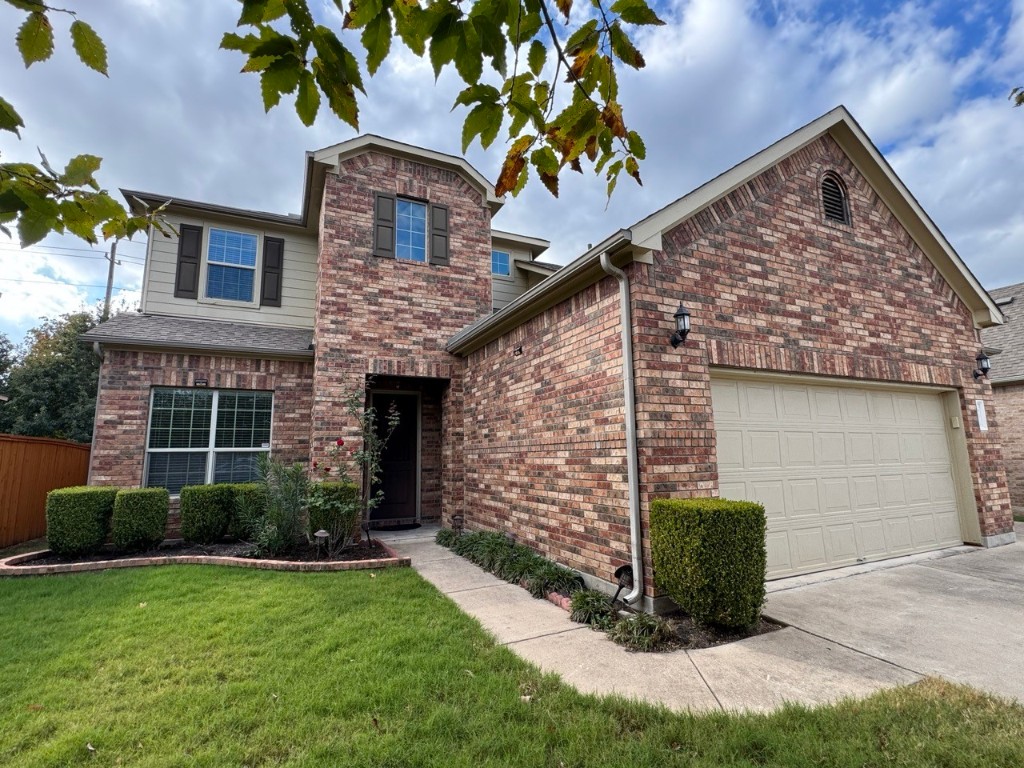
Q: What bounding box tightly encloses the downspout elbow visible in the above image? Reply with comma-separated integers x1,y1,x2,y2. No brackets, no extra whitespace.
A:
599,252,643,606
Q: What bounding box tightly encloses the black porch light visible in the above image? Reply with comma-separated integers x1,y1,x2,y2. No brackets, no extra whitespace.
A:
670,303,691,348
973,350,992,380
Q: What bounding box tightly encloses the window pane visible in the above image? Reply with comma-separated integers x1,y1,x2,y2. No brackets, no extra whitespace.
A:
213,452,265,484
206,264,254,302
148,389,212,449
492,250,510,276
395,199,427,262
215,390,273,448
208,228,257,267
146,452,208,495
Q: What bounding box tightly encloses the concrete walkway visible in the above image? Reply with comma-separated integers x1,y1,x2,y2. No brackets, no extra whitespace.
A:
377,526,919,713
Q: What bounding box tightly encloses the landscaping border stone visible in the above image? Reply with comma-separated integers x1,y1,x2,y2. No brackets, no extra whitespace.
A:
0,540,410,577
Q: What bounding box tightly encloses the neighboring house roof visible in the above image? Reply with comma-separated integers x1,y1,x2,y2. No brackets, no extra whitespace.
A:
491,229,551,257
122,188,311,230
982,282,1024,384
448,105,1004,355
82,314,314,359
312,134,505,214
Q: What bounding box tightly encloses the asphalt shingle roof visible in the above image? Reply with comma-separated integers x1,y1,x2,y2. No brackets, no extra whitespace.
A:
981,281,1024,383
82,314,314,358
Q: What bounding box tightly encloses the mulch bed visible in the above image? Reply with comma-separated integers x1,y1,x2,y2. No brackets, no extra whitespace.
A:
657,611,782,651
13,539,393,567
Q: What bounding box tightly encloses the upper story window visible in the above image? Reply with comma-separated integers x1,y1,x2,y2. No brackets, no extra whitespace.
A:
396,199,427,262
492,250,511,276
373,192,449,266
145,387,273,495
207,228,258,301
821,172,851,225
173,223,284,308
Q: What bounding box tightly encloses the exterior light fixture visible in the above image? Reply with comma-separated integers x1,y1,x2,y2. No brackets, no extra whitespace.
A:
670,303,691,348
452,514,464,534
973,351,992,380
194,376,209,388
314,529,329,559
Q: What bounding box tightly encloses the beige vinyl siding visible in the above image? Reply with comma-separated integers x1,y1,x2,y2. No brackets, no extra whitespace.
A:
143,214,316,328
491,245,545,311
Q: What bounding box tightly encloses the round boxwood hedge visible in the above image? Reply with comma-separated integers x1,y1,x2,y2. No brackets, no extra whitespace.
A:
111,488,169,552
45,486,119,556
180,484,235,544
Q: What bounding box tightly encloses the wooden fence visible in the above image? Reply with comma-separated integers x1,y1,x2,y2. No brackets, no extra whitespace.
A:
0,434,91,549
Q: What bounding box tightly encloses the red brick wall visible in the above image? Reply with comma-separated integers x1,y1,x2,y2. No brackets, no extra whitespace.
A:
89,350,314,532
311,150,492,512
463,280,633,578
631,134,1012,560
993,383,1024,512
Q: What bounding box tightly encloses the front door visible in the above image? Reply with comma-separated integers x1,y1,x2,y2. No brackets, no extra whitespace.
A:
370,393,418,525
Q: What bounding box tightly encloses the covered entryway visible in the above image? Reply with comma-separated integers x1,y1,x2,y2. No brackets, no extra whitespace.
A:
711,373,966,578
370,391,420,525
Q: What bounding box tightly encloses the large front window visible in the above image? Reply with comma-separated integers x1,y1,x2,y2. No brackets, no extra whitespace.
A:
206,228,258,301
395,199,427,262
145,388,272,494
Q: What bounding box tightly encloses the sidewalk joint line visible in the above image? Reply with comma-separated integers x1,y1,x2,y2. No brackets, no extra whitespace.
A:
503,626,588,646
783,627,925,678
684,652,724,712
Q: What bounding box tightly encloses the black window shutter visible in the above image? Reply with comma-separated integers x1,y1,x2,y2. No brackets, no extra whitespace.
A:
261,236,284,307
373,192,396,258
174,223,203,299
429,203,449,265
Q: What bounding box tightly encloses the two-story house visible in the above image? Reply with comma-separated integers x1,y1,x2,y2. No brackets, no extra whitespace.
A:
85,107,1014,610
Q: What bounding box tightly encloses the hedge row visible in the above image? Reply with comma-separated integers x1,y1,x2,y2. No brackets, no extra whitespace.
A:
650,497,767,630
46,486,170,556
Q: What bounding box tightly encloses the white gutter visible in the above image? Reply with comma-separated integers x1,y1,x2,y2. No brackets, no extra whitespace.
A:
599,252,643,605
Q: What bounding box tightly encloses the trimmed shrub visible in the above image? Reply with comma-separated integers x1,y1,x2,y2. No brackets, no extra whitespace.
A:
435,528,459,548
180,485,234,544
570,589,617,629
46,486,118,556
609,613,673,651
308,481,360,556
228,482,268,539
111,488,169,552
650,497,767,630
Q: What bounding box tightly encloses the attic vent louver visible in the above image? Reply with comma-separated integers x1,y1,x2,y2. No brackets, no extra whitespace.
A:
821,173,850,225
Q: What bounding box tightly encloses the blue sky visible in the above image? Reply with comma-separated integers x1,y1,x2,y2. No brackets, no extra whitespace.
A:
0,0,1022,345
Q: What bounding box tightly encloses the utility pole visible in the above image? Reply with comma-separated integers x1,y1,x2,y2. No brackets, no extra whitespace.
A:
102,239,118,321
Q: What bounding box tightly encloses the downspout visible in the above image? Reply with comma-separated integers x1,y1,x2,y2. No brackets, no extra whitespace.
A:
599,252,643,605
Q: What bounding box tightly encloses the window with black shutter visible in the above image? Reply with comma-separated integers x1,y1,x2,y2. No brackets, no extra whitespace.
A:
173,224,203,298
821,173,851,225
260,236,284,307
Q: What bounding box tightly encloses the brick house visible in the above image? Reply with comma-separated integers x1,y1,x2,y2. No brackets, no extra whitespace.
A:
84,107,1014,610
981,282,1023,514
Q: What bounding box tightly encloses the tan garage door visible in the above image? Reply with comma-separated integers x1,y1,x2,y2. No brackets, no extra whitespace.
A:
711,374,963,578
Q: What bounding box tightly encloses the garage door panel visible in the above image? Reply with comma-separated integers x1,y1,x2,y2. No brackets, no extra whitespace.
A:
711,375,964,578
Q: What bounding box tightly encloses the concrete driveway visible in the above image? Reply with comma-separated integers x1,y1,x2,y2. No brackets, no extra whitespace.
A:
766,526,1024,702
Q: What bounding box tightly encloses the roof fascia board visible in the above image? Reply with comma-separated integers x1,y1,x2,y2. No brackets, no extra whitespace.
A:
313,135,504,213
122,188,312,231
88,338,314,360
447,230,634,354
491,229,551,254
627,106,1003,329
516,260,559,276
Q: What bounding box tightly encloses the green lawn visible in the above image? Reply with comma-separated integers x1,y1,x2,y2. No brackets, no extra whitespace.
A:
1,567,1022,767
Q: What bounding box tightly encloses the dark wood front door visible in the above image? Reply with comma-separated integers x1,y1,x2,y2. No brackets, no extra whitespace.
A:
370,393,418,524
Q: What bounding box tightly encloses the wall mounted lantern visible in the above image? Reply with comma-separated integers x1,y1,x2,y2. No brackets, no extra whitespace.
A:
973,350,992,380
194,377,209,388
670,303,691,348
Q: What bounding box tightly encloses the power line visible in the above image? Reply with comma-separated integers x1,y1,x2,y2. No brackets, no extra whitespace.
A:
0,248,146,266
0,277,137,289
0,241,147,255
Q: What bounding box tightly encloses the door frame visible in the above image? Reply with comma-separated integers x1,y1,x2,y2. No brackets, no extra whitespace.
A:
369,389,422,523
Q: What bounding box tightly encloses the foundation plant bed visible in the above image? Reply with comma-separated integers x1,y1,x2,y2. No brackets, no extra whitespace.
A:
0,538,408,576
434,529,778,652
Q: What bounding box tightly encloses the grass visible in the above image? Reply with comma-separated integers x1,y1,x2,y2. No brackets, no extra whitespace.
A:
1,567,1022,767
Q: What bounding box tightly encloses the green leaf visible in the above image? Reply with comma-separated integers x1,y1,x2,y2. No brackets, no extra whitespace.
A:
312,58,359,129
626,129,646,160
528,40,546,76
454,21,482,84
238,0,271,25
251,32,300,57
609,0,665,25
260,57,302,111
295,70,320,126
0,96,25,137
221,31,261,52
362,12,393,76
453,83,501,108
3,1,46,11
472,16,506,76
461,102,502,152
61,154,102,187
564,19,598,55
58,200,98,242
284,0,316,39
17,207,55,247
69,20,108,76
530,146,559,176
79,191,124,222
392,0,427,55
429,16,460,79
16,11,54,67
608,22,644,69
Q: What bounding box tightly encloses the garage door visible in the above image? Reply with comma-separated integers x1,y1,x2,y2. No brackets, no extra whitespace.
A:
711,375,963,578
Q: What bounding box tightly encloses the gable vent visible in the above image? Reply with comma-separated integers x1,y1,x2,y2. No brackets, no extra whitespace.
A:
821,173,850,225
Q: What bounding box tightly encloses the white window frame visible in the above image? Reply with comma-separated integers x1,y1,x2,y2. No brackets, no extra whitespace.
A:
395,198,428,263
491,249,512,279
143,388,274,496
198,225,262,307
